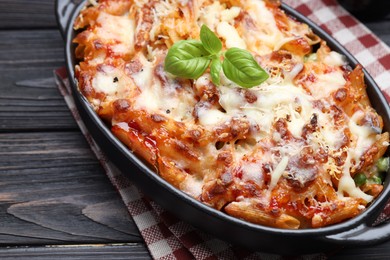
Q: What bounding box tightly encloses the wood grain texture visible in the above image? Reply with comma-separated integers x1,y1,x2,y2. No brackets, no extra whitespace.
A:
0,0,57,29
329,241,390,260
0,29,77,131
0,244,151,259
0,132,142,245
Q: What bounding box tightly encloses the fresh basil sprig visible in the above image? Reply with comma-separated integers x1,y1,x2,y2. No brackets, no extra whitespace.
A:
164,25,269,88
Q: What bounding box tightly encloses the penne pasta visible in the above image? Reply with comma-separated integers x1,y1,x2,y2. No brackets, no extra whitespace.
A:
73,0,389,229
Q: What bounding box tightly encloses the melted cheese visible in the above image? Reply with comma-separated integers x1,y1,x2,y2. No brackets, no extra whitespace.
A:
221,7,241,22
75,0,389,229
199,2,243,48
338,174,373,202
308,71,347,99
96,15,377,203
131,54,196,120
199,1,224,30
217,21,247,49
241,162,264,185
269,156,289,190
242,0,284,54
349,110,377,159
189,67,379,204
199,3,240,26
181,175,203,197
338,153,374,202
197,107,229,125
218,82,315,141
324,51,347,67
96,12,135,55
93,71,118,95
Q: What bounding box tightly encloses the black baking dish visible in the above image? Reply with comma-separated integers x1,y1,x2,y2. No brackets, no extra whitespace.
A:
55,0,390,255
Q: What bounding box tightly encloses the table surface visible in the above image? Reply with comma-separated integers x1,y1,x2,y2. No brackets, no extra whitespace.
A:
0,1,389,259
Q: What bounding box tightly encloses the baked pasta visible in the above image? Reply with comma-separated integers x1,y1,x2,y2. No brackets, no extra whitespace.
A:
73,0,389,229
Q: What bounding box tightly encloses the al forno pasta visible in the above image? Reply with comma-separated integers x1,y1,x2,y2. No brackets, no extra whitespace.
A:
73,0,389,229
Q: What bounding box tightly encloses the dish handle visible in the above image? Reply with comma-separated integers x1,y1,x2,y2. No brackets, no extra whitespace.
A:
325,219,390,246
55,0,83,39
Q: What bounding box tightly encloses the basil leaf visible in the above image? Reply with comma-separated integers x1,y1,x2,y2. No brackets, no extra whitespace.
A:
222,47,269,88
164,40,211,79
210,58,222,85
200,25,222,55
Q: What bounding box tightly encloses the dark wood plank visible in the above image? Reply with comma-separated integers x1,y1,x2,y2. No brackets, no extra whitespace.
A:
0,0,57,29
0,244,151,259
0,29,77,131
330,241,390,259
0,132,142,245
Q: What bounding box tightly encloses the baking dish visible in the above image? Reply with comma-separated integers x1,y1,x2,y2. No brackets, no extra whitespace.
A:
56,0,390,254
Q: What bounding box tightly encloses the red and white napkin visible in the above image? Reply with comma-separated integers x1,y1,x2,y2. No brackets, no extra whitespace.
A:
55,0,390,259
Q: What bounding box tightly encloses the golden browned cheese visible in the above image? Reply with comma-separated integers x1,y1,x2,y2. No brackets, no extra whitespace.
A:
73,0,388,229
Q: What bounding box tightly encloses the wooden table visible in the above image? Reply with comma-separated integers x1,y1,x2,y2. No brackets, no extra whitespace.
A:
0,1,389,259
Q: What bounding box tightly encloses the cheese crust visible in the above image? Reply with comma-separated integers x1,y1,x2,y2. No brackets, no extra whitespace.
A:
73,0,389,229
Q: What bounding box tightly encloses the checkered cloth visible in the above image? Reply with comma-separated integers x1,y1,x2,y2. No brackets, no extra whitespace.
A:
55,0,390,259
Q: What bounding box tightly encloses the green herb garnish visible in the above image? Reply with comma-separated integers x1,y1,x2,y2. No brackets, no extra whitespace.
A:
376,157,390,172
164,25,269,88
354,172,367,186
367,175,382,185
